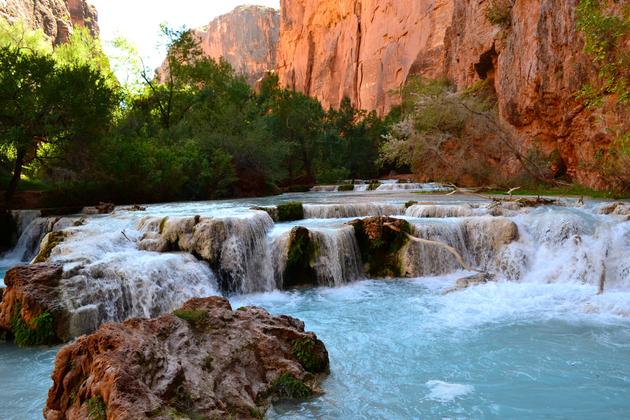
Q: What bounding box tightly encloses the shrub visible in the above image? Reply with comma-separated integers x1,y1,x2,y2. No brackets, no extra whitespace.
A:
173,309,207,324
271,373,312,400
337,184,355,191
87,396,107,420
576,0,629,107
486,0,513,27
277,202,304,222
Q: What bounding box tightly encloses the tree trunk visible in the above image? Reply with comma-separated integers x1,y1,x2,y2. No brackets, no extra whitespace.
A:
5,148,26,203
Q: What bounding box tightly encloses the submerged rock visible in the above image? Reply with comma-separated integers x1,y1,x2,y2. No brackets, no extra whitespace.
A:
0,264,68,345
44,296,329,420
444,273,496,294
348,216,412,277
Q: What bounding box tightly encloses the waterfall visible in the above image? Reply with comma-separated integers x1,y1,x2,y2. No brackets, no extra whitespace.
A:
402,217,519,276
271,226,363,288
138,211,276,294
406,204,476,218
1,197,628,340
311,226,363,286
304,203,405,219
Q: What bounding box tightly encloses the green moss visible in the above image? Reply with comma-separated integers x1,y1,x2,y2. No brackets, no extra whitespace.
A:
352,218,412,278
283,227,318,288
272,373,312,400
33,231,65,263
173,309,207,324
405,201,418,208
11,303,57,347
291,337,327,373
337,184,355,191
203,355,214,371
367,182,381,191
159,217,168,234
87,395,107,420
277,202,304,222
249,406,263,419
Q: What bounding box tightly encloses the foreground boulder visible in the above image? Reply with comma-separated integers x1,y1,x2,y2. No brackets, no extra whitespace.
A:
44,296,329,420
0,264,68,346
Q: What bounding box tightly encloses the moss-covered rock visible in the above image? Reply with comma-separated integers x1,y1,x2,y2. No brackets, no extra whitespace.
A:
291,337,329,373
349,216,412,277
33,231,65,263
283,227,318,288
277,202,304,222
11,303,57,347
367,182,381,191
251,206,279,222
271,373,312,400
0,264,66,346
337,184,355,191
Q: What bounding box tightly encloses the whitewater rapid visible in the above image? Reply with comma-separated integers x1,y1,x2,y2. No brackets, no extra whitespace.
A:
0,189,629,419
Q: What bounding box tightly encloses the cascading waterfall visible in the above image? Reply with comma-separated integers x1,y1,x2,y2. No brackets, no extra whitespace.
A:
310,226,363,286
2,197,629,340
270,225,363,289
304,203,405,219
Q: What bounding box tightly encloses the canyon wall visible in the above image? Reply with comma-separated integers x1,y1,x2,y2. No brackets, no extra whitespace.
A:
0,0,98,44
276,0,628,187
193,5,279,85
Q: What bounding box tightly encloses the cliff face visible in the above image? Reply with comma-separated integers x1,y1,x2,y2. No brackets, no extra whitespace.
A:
276,0,628,188
0,0,98,44
194,5,279,85
276,0,453,113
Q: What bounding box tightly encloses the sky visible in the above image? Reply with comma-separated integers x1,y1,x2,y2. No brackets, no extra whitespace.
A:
90,0,280,71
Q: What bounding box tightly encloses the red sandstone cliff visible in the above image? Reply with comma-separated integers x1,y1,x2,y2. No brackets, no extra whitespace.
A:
193,5,279,85
0,0,98,44
276,0,628,188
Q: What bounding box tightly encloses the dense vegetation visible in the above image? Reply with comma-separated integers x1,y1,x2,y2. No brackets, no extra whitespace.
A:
0,10,628,208
0,22,386,206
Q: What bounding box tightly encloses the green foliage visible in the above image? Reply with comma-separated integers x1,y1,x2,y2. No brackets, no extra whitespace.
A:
576,0,629,106
173,309,207,324
87,396,107,420
11,304,57,347
0,21,389,205
337,184,355,191
249,406,264,419
486,0,513,27
0,29,118,200
277,202,304,222
291,337,327,373
352,219,412,278
271,373,312,400
283,227,318,288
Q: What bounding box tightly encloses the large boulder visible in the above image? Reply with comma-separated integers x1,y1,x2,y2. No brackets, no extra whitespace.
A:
348,216,412,277
0,264,68,345
45,296,329,420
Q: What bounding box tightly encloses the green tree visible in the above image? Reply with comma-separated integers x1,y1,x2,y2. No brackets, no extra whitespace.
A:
0,46,118,200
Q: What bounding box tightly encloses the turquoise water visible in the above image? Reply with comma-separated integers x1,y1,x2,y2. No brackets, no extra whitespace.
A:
232,278,630,419
1,277,630,419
